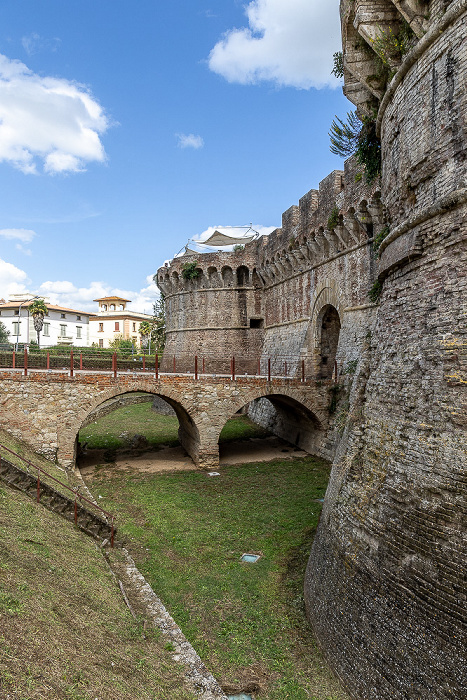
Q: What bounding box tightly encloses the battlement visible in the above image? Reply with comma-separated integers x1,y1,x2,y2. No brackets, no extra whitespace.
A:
157,155,384,297
341,0,461,116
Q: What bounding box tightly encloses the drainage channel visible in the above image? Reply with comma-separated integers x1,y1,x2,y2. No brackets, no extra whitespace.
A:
227,695,253,700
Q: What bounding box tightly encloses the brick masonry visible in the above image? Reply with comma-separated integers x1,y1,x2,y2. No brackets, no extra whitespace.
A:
0,372,331,470
154,1,466,697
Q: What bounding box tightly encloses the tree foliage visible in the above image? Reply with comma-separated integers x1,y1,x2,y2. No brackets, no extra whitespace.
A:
29,298,48,348
329,111,381,184
0,321,10,344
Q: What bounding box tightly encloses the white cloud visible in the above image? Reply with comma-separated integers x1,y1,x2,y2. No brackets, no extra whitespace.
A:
0,53,110,174
176,133,204,150
36,276,160,314
22,33,61,56
0,228,36,243
0,258,30,300
208,0,341,89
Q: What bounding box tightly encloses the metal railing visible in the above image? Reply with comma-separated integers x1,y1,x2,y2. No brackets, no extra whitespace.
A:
0,443,116,546
0,348,339,383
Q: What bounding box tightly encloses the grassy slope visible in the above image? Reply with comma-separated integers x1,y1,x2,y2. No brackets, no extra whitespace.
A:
88,458,348,700
0,484,196,700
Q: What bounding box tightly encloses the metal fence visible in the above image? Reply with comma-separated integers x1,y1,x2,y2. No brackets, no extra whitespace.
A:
0,348,339,382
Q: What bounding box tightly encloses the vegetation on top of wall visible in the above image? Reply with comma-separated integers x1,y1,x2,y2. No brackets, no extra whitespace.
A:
233,244,245,252
327,206,340,231
369,21,417,73
181,261,201,280
329,111,381,184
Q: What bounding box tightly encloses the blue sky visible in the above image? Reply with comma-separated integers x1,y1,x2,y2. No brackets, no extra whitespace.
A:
0,0,347,313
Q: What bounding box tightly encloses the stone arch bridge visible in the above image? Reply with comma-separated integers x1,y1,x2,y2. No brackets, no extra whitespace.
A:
0,370,332,470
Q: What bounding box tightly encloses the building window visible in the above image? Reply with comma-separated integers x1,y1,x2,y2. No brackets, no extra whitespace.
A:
60,324,67,337
102,304,107,311
76,326,82,339
110,304,115,311
115,322,119,331
13,322,20,335
61,313,66,319
43,323,50,337
249,318,264,329
133,322,136,332
98,323,104,332
99,339,104,348
14,310,19,315
76,315,81,321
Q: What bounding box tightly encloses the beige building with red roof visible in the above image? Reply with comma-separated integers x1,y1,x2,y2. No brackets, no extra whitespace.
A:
89,296,152,349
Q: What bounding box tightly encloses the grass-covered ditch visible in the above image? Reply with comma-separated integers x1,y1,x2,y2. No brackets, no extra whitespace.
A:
80,401,347,699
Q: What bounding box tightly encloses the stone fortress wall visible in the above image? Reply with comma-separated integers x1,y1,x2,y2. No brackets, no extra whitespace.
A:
157,1,466,697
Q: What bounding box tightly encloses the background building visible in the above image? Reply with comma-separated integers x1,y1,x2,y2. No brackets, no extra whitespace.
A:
89,296,152,348
0,294,93,348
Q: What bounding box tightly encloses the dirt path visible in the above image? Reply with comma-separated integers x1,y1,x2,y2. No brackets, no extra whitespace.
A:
79,436,307,477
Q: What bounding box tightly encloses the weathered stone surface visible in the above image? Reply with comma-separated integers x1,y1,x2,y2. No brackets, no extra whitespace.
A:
0,372,331,470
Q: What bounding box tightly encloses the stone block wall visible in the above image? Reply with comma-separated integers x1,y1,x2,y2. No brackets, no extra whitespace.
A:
305,2,467,698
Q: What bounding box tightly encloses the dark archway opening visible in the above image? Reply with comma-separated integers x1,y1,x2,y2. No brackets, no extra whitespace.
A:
76,391,198,474
219,394,322,465
319,305,341,379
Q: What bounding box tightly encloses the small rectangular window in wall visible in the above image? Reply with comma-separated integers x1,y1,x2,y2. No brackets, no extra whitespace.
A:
76,315,81,321
61,313,66,319
60,324,67,337
43,323,50,337
76,326,82,339
249,318,264,329
133,323,136,332
115,322,119,331
98,323,104,332
13,322,20,335
99,339,104,348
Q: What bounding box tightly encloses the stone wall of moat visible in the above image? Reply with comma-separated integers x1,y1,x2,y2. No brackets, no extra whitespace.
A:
156,1,466,697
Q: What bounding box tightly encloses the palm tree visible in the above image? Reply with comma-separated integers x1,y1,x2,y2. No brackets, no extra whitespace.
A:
139,321,152,354
29,299,48,349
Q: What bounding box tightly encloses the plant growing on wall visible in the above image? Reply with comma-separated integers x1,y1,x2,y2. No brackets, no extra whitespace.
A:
327,205,340,231
181,261,200,280
368,280,383,303
373,225,390,252
329,111,381,184
29,298,48,349
331,51,344,78
370,21,416,71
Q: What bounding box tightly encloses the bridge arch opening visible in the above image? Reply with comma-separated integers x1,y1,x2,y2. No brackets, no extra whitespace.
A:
75,390,199,470
217,393,323,465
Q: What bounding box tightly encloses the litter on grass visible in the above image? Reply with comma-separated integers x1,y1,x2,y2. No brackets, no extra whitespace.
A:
241,553,260,563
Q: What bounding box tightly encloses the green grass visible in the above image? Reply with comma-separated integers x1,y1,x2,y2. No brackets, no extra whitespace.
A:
0,484,197,700
87,458,348,700
0,427,77,499
79,401,181,450
79,402,272,451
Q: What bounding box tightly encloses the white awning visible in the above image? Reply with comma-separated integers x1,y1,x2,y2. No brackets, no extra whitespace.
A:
201,230,255,247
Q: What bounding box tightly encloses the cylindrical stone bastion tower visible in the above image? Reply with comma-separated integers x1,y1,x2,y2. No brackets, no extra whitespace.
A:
305,1,466,698
156,248,265,374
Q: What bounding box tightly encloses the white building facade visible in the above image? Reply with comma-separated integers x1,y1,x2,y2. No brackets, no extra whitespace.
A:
0,295,93,348
89,296,152,349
